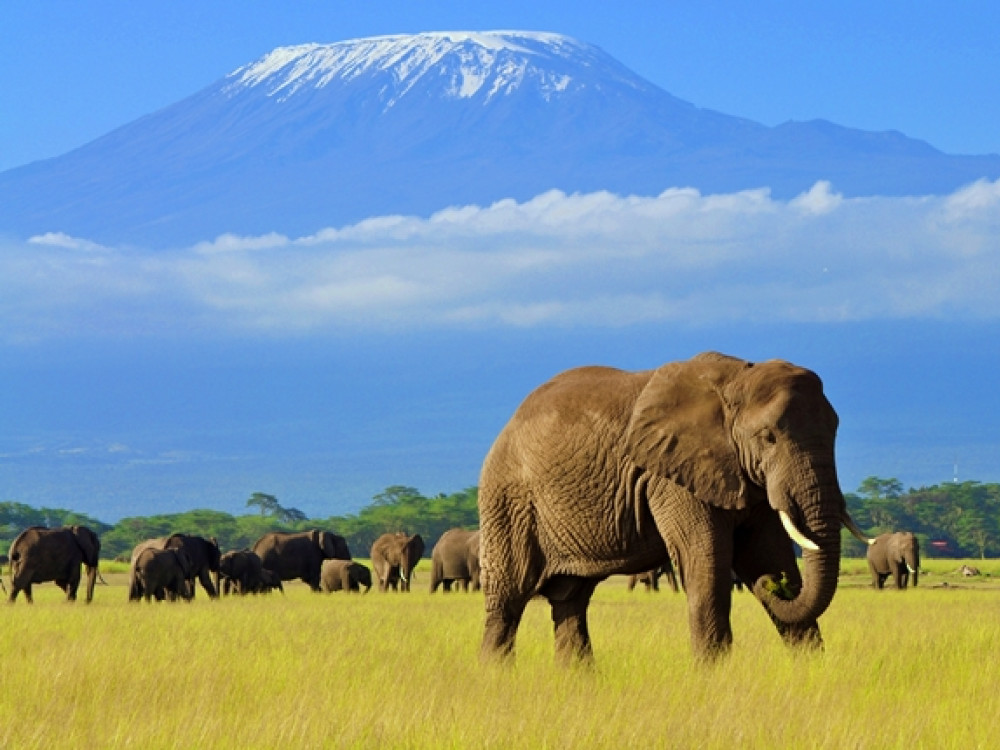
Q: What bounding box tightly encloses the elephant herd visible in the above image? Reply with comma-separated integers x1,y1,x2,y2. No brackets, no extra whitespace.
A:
2,525,483,603
1,351,935,671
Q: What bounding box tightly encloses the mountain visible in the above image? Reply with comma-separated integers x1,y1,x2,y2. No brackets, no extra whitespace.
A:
2,30,999,247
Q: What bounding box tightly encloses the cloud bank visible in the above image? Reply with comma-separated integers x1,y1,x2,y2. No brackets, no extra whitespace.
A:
3,179,999,341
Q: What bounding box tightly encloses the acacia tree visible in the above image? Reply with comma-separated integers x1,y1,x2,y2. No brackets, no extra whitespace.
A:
247,493,281,516
246,493,306,525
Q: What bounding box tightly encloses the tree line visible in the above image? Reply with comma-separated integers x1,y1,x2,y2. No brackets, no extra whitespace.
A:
842,477,1000,559
0,485,479,560
2,478,998,560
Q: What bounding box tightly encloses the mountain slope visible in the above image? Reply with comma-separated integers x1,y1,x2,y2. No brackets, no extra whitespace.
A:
1,31,998,247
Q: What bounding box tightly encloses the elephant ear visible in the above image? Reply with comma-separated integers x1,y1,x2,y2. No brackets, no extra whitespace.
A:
207,537,221,567
71,526,100,567
410,535,425,559
318,531,336,558
624,353,751,510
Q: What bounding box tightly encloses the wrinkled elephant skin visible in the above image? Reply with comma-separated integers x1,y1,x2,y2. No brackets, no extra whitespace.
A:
478,352,867,664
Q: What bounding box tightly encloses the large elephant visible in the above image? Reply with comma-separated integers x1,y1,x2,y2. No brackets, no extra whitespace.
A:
8,525,101,603
131,547,194,602
128,534,221,599
430,529,481,593
478,352,871,663
252,530,351,591
867,531,920,589
371,533,425,592
320,559,372,593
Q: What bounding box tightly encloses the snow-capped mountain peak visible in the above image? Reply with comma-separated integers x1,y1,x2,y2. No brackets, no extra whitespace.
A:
225,31,634,104
3,29,998,248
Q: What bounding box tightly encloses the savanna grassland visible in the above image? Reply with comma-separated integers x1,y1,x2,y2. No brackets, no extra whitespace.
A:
1,559,998,749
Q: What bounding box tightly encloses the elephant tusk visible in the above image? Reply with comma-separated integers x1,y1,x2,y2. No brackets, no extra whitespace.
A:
907,563,916,574
841,511,874,545
779,510,820,551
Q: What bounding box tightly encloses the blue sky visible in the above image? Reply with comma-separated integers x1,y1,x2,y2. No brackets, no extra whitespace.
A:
2,3,999,522
3,2,1000,173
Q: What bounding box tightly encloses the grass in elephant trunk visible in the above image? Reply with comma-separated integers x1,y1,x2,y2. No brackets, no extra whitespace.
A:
0,565,998,748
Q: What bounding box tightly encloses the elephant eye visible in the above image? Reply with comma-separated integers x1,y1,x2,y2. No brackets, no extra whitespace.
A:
756,427,777,445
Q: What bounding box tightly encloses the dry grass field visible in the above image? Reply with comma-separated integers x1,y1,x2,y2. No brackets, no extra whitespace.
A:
1,559,998,749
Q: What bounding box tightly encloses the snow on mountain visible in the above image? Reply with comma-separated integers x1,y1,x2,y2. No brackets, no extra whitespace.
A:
1,30,999,247
227,32,611,105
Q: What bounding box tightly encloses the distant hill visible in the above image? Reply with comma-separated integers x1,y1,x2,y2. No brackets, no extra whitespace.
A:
1,30,998,247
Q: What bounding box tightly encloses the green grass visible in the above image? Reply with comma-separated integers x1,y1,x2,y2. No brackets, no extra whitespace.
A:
1,561,998,748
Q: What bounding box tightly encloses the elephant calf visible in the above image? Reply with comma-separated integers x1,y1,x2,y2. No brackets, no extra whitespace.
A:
131,547,194,602
219,549,282,595
320,559,372,593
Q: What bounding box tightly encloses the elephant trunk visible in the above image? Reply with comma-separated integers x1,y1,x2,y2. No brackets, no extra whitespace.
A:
754,462,845,627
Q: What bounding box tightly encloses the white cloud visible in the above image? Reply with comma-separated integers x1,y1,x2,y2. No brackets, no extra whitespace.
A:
2,179,1000,340
28,231,110,253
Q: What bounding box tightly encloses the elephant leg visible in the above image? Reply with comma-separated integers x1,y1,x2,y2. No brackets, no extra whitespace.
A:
542,575,599,666
732,507,822,650
10,581,30,603
481,598,528,661
683,559,734,659
649,489,734,659
896,566,906,589
481,564,537,663
197,568,218,598
66,574,81,602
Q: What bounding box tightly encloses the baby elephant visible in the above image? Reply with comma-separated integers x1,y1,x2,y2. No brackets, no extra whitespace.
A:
131,547,194,602
320,559,372,593
219,549,283,595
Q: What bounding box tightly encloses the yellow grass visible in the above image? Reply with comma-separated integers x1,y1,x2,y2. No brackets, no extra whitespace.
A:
1,560,998,748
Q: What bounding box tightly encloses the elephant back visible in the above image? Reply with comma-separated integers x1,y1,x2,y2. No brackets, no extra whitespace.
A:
164,534,220,573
